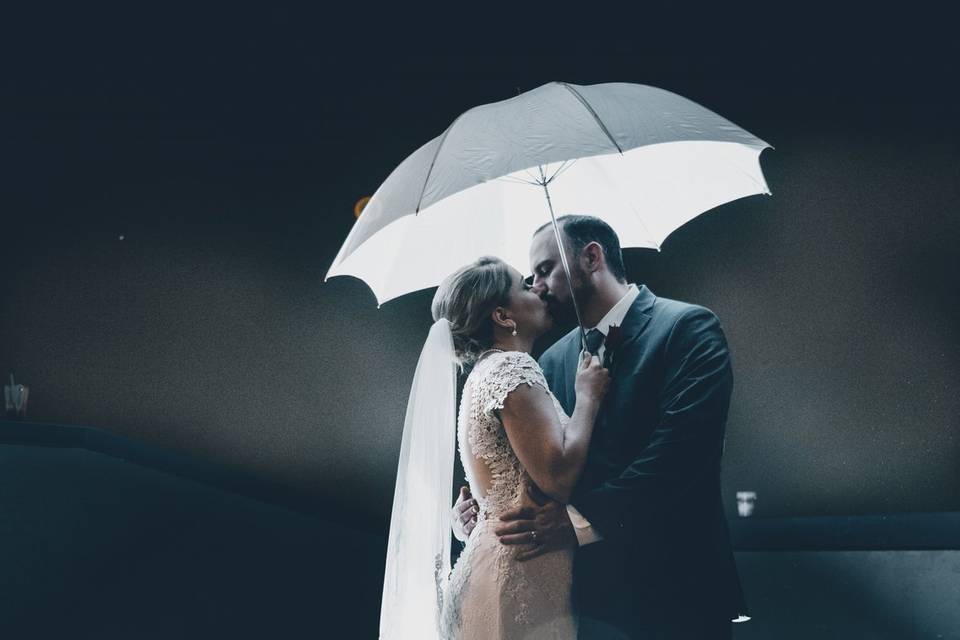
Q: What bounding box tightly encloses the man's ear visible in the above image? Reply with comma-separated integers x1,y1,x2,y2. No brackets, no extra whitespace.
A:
581,241,604,274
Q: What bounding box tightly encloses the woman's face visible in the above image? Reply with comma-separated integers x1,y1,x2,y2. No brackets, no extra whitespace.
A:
502,266,553,338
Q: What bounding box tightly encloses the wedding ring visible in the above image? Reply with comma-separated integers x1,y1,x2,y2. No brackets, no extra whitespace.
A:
530,530,537,542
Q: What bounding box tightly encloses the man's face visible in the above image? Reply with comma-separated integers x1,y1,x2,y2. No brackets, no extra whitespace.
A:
528,227,587,324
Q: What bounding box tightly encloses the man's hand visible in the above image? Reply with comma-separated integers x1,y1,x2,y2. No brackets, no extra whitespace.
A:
452,485,478,541
494,485,577,561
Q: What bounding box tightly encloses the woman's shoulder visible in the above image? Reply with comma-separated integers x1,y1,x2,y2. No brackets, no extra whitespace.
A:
476,351,546,391
475,350,540,375
471,351,547,415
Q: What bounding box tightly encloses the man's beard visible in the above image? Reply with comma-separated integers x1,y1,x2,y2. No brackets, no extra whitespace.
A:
546,275,593,327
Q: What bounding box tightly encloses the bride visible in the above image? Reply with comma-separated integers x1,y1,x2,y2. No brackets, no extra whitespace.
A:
380,256,609,640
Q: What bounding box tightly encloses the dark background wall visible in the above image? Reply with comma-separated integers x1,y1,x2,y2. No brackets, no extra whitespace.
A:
2,424,958,638
2,6,958,530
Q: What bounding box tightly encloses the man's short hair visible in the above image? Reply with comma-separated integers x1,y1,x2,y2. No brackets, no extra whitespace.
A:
534,215,627,283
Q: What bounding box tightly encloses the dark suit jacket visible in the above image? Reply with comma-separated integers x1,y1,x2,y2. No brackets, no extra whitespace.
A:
539,285,747,632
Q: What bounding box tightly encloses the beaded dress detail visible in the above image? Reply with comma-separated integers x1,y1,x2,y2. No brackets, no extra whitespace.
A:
441,351,576,639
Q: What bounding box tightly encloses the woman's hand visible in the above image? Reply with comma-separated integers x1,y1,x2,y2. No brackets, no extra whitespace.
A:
574,350,610,405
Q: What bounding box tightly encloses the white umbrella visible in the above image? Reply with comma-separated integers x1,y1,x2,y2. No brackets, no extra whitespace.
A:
326,81,771,339
336,82,772,640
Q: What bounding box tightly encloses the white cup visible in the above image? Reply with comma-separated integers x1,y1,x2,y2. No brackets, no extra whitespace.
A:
736,491,757,517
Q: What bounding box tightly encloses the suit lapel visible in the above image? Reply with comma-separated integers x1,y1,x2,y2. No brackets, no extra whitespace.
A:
610,285,656,362
594,286,657,435
558,285,657,415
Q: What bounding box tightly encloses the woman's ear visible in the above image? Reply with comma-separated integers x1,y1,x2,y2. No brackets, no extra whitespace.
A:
490,306,512,330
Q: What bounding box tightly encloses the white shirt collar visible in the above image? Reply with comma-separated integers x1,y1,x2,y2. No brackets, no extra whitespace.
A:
590,284,639,336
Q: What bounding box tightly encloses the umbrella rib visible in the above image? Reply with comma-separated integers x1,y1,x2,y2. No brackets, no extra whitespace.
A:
543,161,564,184
414,114,465,214
497,175,541,186
545,158,577,184
556,82,624,154
556,158,578,179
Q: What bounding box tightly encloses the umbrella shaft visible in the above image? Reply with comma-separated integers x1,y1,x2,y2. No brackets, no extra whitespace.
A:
542,181,589,354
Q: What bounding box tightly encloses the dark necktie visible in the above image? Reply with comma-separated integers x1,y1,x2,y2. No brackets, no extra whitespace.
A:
585,328,605,356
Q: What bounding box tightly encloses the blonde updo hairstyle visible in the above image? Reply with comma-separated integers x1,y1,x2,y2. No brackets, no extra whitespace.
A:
431,256,514,369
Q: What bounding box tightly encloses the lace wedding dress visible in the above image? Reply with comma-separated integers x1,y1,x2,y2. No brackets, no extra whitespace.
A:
441,351,576,640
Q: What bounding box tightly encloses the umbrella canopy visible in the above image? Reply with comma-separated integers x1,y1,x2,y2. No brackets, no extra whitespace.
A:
326,81,771,306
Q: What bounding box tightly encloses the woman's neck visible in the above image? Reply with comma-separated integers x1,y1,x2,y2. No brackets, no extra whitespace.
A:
490,333,536,354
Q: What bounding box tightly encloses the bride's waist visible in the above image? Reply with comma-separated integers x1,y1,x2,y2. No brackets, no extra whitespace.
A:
475,501,517,523
464,521,575,572
474,486,531,519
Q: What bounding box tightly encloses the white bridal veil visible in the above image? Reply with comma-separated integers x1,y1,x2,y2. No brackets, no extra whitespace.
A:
379,318,457,639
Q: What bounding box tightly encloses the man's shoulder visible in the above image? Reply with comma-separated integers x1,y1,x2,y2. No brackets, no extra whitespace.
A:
650,294,719,325
640,294,725,347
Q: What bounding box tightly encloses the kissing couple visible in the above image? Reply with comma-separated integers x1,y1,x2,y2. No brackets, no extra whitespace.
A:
381,215,747,639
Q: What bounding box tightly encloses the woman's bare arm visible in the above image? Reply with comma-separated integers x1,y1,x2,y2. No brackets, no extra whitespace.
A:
498,355,606,503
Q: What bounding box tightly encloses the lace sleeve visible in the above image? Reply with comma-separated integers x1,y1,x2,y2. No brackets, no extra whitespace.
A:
478,352,550,417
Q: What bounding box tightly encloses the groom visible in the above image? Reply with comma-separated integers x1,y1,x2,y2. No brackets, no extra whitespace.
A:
455,215,747,639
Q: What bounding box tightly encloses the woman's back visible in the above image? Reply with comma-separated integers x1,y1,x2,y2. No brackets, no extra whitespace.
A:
442,350,576,639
